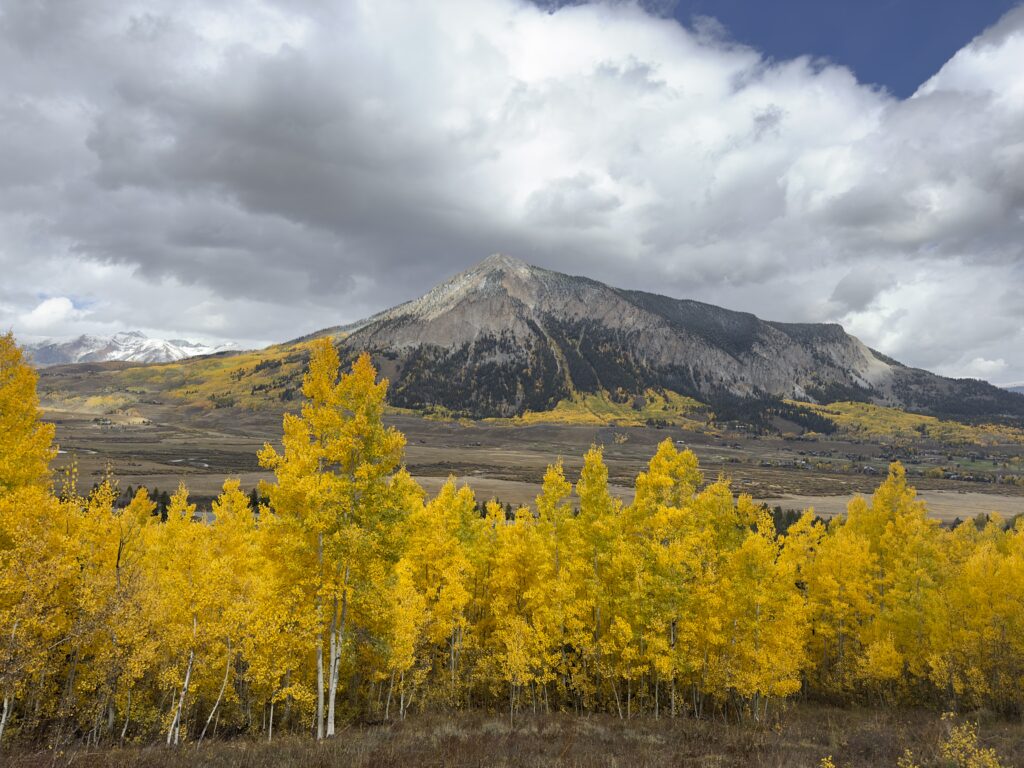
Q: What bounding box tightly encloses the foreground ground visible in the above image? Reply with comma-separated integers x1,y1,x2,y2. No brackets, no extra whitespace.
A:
2,708,1022,768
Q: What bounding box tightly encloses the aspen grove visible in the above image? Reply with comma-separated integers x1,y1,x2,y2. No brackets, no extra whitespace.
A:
1,332,1023,749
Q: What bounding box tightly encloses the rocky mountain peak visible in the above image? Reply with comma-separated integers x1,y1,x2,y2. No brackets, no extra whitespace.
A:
326,255,1024,421
476,252,531,274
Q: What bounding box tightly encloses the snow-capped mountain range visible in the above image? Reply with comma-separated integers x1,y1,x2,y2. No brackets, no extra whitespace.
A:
24,331,232,366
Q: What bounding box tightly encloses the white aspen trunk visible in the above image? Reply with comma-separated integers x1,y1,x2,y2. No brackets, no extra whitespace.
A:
385,671,394,721
91,694,107,746
326,614,337,738
120,689,131,743
326,566,349,738
450,630,456,688
0,694,11,746
399,671,406,720
198,643,232,745
167,647,195,746
316,636,325,740
316,533,325,741
268,699,274,743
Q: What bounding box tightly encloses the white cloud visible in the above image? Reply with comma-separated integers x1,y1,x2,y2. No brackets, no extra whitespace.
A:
958,357,1008,379
17,297,87,334
0,0,1021,381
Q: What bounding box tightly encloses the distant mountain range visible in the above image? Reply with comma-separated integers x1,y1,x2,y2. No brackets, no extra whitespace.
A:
25,331,231,366
32,257,1024,424
307,254,1024,421
1007,385,1024,395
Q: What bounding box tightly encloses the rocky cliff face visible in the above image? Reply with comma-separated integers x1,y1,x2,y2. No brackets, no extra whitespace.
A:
327,255,1023,420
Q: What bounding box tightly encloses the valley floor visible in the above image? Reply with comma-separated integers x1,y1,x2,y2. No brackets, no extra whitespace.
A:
1,707,1021,768
42,401,1024,521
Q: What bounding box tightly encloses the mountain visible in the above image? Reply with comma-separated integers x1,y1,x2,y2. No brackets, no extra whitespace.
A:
317,254,1024,421
25,331,231,366
1008,386,1024,395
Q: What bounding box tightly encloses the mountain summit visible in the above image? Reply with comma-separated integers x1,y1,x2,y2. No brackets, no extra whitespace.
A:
327,256,1022,420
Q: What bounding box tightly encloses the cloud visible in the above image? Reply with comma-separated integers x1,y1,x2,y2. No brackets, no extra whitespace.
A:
0,0,1021,382
18,297,87,334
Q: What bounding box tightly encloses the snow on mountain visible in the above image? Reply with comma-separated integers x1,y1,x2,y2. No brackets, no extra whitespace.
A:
24,331,233,366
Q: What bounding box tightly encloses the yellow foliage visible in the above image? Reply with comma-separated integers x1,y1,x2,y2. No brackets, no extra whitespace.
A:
506,389,708,428
796,400,1024,445
4,334,1024,745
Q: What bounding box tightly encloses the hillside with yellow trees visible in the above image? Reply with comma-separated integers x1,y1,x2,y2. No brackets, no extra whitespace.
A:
2,332,1022,766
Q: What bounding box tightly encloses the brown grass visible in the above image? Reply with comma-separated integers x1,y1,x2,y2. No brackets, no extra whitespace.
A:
2,707,1021,768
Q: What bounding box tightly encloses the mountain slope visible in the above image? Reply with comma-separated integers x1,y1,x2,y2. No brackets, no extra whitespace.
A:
326,254,1023,421
35,256,1024,426
25,331,231,366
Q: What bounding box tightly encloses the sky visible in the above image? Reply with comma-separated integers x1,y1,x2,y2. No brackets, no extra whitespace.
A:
1,0,1022,385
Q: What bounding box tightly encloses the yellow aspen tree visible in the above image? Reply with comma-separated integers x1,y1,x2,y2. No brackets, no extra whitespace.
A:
929,519,1024,712
485,507,557,724
397,478,473,707
0,333,56,494
857,465,943,694
107,488,160,743
719,501,807,720
195,479,257,742
0,334,66,745
0,486,77,745
535,461,587,707
144,483,211,746
383,558,427,720
64,480,145,745
258,342,405,737
574,446,621,709
801,518,879,692
461,500,505,705
249,507,318,738
624,439,704,718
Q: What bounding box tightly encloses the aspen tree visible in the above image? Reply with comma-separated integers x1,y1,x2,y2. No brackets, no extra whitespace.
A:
485,507,557,723
145,483,209,746
258,342,405,738
535,461,586,704
574,447,621,708
0,334,63,745
0,333,55,494
196,480,257,743
396,479,472,705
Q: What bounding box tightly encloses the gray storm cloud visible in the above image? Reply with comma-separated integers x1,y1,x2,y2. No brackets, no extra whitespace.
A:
0,0,1022,383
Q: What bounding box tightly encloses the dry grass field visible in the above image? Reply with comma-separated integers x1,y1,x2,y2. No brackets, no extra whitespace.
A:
1,708,1021,768
40,389,1024,522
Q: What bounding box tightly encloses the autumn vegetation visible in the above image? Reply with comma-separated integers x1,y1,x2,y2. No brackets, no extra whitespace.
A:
1,332,1022,766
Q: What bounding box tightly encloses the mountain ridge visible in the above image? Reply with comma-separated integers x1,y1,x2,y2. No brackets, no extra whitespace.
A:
25,331,232,366
316,254,1023,421
31,256,1024,427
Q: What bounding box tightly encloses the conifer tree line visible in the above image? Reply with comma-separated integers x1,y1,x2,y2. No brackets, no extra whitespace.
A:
1,332,1023,748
